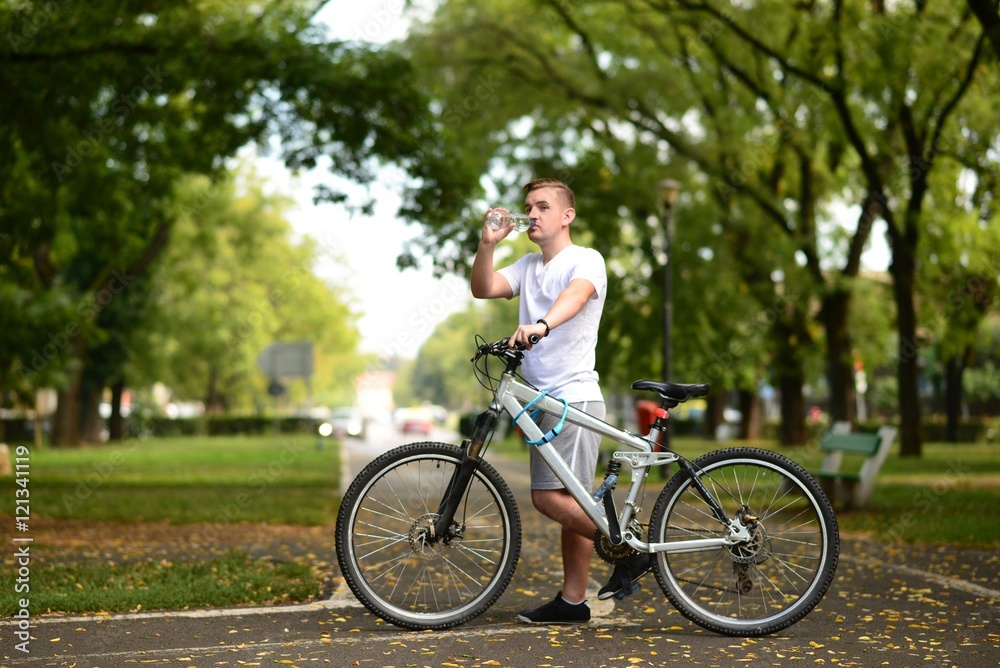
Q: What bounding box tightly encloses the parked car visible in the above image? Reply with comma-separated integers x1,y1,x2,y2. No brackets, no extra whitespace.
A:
327,406,366,439
396,407,434,435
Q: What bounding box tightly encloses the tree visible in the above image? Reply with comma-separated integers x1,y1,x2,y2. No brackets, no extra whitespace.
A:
403,0,855,444
917,194,999,439
968,0,1000,61
405,0,998,454
406,272,519,411
144,170,363,416
675,0,994,456
0,1,461,444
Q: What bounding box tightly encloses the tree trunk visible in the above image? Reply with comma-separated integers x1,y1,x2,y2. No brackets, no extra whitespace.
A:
80,386,104,444
888,225,923,457
109,377,126,441
52,384,82,447
205,366,227,414
51,336,87,447
966,0,1000,61
738,389,762,440
778,371,808,445
820,289,857,426
702,391,726,440
943,351,968,443
772,311,811,446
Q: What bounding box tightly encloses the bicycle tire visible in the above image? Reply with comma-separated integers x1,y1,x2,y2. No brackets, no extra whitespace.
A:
335,442,521,630
648,447,839,637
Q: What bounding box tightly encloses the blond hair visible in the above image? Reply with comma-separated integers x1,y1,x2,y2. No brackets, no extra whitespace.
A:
523,178,575,209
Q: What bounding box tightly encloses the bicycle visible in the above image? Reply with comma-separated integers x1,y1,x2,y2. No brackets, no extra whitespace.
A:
335,335,839,636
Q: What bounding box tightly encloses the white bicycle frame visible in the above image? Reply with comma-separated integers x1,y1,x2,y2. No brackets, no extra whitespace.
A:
491,372,751,555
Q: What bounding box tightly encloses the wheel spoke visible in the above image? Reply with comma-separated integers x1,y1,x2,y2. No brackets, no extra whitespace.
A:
336,444,520,630
652,448,838,636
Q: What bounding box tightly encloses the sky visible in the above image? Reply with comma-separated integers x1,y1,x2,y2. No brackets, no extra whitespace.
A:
252,1,469,360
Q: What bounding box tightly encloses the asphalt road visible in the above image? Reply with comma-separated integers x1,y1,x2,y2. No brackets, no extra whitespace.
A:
3,423,998,667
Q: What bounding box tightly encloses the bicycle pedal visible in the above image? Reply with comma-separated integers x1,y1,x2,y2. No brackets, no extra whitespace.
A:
614,582,640,600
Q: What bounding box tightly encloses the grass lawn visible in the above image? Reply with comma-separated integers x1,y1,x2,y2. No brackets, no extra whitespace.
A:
10,552,320,615
1,434,340,615
4,429,996,616
9,433,341,525
488,432,1000,548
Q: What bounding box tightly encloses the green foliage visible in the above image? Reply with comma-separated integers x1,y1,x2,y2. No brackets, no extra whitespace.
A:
0,552,322,615
401,298,519,410
0,0,463,442
403,0,1000,447
143,170,364,412
0,435,341,524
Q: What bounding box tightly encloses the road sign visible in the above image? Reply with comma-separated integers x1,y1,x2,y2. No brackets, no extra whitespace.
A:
256,342,314,379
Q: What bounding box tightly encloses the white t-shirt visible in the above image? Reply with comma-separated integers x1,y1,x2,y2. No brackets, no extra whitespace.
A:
498,245,607,402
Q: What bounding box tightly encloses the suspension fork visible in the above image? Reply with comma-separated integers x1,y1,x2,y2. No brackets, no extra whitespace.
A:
431,407,498,538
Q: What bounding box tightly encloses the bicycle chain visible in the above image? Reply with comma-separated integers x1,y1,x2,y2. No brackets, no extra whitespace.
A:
594,518,648,564
594,532,637,564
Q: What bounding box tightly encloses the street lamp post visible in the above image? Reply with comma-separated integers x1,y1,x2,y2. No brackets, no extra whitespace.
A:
658,179,682,467
658,179,682,386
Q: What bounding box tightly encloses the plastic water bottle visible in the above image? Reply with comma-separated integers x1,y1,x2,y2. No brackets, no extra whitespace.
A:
486,210,533,232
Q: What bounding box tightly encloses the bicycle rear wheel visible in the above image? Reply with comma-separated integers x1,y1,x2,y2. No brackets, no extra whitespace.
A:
648,447,839,637
335,442,521,630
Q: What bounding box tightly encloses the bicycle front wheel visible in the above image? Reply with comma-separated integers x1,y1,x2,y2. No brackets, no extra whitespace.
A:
335,442,521,630
648,447,839,637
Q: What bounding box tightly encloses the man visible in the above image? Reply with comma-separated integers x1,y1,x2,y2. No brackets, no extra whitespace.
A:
471,178,647,624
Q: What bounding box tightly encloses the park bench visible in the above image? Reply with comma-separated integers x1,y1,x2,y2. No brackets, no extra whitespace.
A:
812,424,897,509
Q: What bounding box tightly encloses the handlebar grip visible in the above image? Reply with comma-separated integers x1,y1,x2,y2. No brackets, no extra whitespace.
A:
528,334,540,345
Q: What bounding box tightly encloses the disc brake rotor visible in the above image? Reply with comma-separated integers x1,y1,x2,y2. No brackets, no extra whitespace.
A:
729,524,773,568
408,513,443,560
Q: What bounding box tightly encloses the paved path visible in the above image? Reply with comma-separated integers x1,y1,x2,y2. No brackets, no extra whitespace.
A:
3,436,998,667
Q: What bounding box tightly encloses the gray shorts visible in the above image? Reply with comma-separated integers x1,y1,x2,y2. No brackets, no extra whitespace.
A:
529,401,605,491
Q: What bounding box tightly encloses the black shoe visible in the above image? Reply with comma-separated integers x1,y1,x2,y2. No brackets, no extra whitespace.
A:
598,553,652,601
517,591,591,624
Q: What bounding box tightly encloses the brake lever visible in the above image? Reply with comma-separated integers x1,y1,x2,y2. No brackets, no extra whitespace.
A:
473,336,537,362
472,342,492,362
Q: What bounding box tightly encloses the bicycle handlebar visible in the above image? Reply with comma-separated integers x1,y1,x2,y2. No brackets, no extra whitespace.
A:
475,335,537,357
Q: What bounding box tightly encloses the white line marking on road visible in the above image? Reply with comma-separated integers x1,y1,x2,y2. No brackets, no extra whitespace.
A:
5,579,616,628
840,554,1000,601
6,618,643,664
